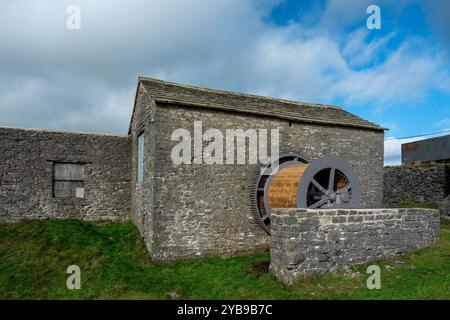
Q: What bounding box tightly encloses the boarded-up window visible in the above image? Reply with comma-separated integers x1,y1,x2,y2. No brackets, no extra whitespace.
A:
53,163,85,198
137,133,144,182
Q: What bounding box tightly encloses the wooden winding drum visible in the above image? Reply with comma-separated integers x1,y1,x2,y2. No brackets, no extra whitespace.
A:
251,154,362,234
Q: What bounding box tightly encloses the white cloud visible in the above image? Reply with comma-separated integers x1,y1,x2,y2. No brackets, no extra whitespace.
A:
334,39,449,106
434,118,450,128
342,29,396,67
0,0,448,145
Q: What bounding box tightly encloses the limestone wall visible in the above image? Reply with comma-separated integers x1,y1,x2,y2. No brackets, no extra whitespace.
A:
384,165,450,207
0,127,131,222
270,208,440,285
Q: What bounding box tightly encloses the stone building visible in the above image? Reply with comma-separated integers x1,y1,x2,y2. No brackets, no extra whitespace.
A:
0,76,385,261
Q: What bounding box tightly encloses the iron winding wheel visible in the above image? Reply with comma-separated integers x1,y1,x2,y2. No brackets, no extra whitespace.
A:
251,154,362,235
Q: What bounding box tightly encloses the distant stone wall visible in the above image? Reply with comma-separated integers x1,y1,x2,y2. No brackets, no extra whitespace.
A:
0,127,131,222
384,165,450,207
439,195,450,220
270,208,440,285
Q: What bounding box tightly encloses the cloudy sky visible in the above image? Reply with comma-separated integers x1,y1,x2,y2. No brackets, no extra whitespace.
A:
1,0,449,165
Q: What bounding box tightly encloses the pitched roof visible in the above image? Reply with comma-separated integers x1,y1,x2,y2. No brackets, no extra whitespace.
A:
129,76,386,133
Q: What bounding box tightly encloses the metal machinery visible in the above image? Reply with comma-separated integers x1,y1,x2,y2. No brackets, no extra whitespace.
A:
251,153,362,234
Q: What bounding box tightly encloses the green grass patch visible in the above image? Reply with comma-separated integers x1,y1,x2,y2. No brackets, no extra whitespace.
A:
0,219,449,300
399,202,439,209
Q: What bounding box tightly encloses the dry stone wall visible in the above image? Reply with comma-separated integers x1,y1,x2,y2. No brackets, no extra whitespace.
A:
439,195,450,220
384,165,449,206
270,208,440,285
0,127,131,222
384,165,450,210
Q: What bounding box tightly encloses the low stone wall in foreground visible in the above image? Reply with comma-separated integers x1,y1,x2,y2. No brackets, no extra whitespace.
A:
270,208,440,285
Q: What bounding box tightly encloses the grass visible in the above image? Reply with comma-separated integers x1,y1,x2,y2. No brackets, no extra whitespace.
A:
385,163,450,169
399,202,439,209
0,219,449,300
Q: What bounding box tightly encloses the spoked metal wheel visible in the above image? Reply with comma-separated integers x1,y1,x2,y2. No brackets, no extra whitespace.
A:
296,155,361,209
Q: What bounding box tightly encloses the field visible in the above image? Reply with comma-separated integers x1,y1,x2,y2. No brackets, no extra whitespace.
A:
0,219,449,300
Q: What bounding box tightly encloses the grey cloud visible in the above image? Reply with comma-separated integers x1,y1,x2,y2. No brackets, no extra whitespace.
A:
0,0,448,136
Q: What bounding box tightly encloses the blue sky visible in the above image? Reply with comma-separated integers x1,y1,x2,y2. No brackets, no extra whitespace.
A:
267,0,450,164
0,0,449,165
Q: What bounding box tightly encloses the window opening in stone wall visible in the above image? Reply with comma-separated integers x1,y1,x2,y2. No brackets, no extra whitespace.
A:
137,133,144,182
53,163,85,198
